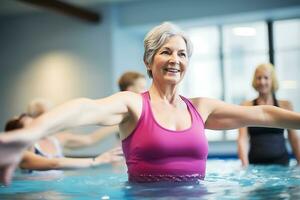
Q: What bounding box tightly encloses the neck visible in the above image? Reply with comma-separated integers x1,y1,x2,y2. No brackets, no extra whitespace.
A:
149,82,181,105
257,93,274,104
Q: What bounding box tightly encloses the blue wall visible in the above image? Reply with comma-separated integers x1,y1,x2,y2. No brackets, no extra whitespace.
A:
0,6,115,127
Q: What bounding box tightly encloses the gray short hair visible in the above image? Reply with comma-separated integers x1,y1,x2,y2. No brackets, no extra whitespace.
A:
143,22,193,78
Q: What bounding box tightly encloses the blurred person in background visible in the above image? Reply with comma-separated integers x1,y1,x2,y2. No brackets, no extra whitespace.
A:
238,63,300,167
4,114,122,173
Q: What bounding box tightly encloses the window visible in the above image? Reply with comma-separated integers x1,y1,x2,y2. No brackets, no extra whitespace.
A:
223,22,269,105
180,19,299,141
181,27,224,141
222,22,269,140
274,19,300,113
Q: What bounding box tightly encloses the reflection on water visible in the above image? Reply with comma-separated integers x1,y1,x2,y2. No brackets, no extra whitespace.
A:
1,160,300,200
123,182,211,200
0,191,70,200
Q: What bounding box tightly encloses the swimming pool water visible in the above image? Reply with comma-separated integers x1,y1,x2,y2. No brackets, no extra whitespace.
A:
1,159,300,200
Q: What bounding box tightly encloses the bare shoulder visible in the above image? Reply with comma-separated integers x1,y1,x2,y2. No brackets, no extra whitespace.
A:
189,97,251,105
118,92,144,139
188,97,222,121
189,97,215,107
91,91,142,113
278,99,293,110
96,91,141,104
188,97,255,123
114,91,143,118
118,91,143,108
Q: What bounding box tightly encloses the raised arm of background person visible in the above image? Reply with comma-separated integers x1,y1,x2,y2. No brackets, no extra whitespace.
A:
237,101,252,167
288,129,300,165
191,98,300,130
55,125,119,149
238,127,249,167
20,147,123,170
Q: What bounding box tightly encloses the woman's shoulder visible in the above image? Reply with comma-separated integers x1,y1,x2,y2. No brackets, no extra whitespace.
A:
120,91,144,106
188,97,256,106
278,99,293,110
188,97,209,106
94,91,142,101
94,91,143,109
115,91,143,100
187,97,214,122
188,97,253,113
188,97,223,111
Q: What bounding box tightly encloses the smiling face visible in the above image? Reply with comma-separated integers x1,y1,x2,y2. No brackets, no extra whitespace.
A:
148,35,188,85
254,68,273,95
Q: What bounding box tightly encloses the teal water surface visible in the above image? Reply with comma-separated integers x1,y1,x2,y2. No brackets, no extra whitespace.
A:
1,159,300,200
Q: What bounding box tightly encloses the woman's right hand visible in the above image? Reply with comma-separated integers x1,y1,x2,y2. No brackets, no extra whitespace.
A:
93,147,124,166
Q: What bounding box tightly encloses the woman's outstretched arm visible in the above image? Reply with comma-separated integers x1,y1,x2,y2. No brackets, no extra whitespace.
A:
0,91,140,185
20,147,123,170
194,98,300,130
56,125,119,149
28,93,132,140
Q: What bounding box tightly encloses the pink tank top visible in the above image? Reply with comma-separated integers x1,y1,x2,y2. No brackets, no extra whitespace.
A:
122,92,208,183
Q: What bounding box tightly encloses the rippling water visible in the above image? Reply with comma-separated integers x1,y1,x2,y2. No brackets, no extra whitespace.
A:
1,159,300,200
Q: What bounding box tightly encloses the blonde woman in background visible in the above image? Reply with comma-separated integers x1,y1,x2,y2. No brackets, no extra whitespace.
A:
238,63,300,167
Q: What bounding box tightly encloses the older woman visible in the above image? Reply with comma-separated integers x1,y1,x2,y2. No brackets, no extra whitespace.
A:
1,22,300,185
238,63,300,166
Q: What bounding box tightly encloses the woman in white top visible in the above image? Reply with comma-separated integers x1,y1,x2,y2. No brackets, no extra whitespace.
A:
4,114,122,172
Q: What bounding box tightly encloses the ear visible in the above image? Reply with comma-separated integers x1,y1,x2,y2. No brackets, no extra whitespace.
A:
144,60,150,69
144,61,152,73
